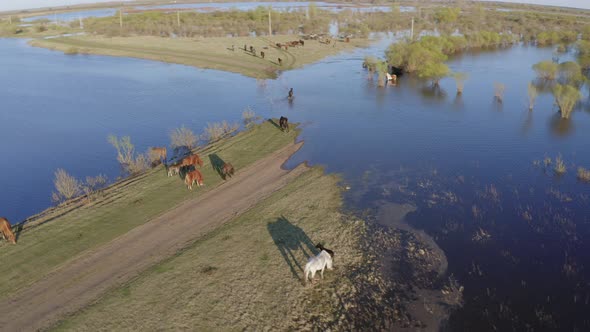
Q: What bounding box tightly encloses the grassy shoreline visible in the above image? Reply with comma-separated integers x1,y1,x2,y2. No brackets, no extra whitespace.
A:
52,167,366,330
29,35,367,78
0,121,300,300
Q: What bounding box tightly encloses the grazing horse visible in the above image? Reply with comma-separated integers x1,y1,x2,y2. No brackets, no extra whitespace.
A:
288,88,294,100
299,39,304,46
260,51,265,59
304,249,333,284
250,45,254,53
167,164,181,177
0,217,16,244
222,163,235,179
279,116,289,132
276,42,282,48
244,44,247,51
150,147,167,165
181,154,204,168
185,169,204,190
278,58,282,66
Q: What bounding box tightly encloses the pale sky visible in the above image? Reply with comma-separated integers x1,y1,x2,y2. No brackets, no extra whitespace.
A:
1,0,589,12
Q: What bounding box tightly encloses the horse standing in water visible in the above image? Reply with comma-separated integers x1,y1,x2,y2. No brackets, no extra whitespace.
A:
288,88,294,101
279,116,289,132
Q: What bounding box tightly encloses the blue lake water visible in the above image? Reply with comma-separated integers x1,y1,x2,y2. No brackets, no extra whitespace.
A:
2,35,590,330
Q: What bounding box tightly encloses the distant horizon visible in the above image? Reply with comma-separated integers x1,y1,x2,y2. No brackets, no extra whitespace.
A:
1,0,589,12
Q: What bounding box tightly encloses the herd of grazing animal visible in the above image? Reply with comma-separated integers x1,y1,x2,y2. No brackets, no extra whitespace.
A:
237,39,308,67
157,147,239,191
2,116,335,285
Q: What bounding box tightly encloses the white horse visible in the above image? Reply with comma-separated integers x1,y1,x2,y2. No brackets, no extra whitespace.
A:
167,165,181,177
304,250,333,284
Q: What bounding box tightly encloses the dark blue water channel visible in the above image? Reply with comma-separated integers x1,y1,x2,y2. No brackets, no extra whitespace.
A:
2,35,590,330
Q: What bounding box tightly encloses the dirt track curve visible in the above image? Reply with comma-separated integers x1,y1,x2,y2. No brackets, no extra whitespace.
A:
0,142,306,331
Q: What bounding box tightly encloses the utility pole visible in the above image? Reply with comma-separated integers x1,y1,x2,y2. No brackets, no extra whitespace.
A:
410,17,414,40
177,11,180,27
119,3,123,29
268,6,272,36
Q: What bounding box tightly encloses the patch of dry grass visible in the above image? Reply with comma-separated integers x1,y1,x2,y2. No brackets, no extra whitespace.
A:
54,168,364,331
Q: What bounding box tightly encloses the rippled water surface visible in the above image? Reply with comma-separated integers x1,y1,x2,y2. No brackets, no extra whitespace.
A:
2,35,590,330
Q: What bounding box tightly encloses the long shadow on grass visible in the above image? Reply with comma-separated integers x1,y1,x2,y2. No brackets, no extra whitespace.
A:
209,154,226,179
267,119,282,130
267,216,318,279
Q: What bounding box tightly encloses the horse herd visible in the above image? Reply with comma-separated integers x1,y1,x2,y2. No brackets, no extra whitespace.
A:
2,117,334,284
233,40,307,67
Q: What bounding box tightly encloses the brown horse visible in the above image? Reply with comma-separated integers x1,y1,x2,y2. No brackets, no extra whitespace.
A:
185,169,204,190
260,51,265,59
222,163,235,179
181,154,203,168
150,147,167,165
278,58,282,66
279,116,289,132
0,217,16,244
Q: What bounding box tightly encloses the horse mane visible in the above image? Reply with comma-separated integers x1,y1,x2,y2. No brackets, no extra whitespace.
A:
315,243,334,258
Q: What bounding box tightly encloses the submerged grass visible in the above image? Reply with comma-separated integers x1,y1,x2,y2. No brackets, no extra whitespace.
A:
53,168,364,331
577,167,590,182
0,121,299,300
554,155,567,174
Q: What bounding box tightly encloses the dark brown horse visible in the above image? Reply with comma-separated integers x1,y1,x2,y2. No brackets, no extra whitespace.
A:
279,116,289,132
222,163,235,179
278,58,282,66
260,51,265,59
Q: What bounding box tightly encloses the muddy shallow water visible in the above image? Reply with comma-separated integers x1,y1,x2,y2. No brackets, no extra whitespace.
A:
2,35,590,330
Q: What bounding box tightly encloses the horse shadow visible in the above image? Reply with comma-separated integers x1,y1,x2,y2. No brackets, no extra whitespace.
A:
267,118,282,130
13,223,24,243
267,216,318,280
170,146,192,164
208,153,226,179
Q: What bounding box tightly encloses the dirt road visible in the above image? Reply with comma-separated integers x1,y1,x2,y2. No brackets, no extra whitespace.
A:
0,142,307,331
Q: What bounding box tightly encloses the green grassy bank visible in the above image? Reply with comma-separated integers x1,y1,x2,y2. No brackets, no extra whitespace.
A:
0,121,299,300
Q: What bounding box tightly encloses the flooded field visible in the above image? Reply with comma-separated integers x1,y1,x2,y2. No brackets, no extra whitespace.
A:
2,33,590,330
